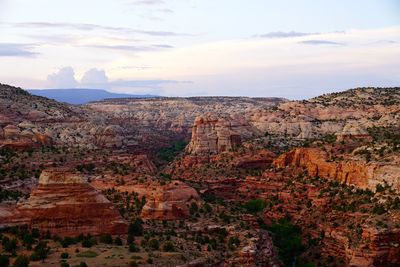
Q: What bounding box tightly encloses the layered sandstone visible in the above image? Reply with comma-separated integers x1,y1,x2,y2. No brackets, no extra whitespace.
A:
0,123,53,149
140,181,200,220
186,114,255,155
249,88,399,139
336,121,372,142
0,168,127,236
273,148,400,191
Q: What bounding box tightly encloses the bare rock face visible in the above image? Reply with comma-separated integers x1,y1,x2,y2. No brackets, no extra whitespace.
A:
336,121,372,142
3,124,21,139
0,123,53,149
274,148,400,191
92,125,125,148
186,114,254,155
140,181,200,220
0,168,127,236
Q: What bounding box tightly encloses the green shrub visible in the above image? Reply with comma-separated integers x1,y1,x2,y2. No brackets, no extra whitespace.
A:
114,237,123,246
60,252,69,259
0,254,9,267
162,242,175,252
13,255,29,267
129,243,140,252
148,239,159,250
243,199,267,214
76,250,98,258
128,218,143,236
81,237,97,248
99,234,113,244
267,218,304,267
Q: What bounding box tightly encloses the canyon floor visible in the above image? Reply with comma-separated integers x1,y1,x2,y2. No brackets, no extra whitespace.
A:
0,84,399,267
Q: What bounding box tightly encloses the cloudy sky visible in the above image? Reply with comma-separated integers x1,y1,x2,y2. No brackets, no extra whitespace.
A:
0,0,399,99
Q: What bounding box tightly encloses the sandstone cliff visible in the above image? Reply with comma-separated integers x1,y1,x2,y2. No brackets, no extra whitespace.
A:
186,114,256,155
0,168,127,236
274,147,400,191
140,180,200,220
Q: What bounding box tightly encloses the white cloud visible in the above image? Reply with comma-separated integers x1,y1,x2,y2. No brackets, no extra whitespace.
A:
81,68,109,88
46,67,78,88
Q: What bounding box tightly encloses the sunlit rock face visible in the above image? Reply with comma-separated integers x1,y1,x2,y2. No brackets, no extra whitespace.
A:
0,168,127,237
274,147,400,191
186,114,255,155
140,180,200,220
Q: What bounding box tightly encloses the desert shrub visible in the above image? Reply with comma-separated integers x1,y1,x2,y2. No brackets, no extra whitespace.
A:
189,202,199,215
0,254,9,267
267,218,304,267
2,237,18,254
76,250,98,258
156,140,187,164
30,241,50,261
99,234,113,244
60,262,69,267
228,236,240,250
375,184,385,193
243,199,267,214
372,204,386,215
129,243,140,252
81,236,97,248
162,242,175,252
128,218,143,236
60,252,69,259
13,255,29,267
148,239,159,250
114,237,123,246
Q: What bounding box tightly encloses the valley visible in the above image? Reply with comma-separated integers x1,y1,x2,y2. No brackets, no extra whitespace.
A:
0,84,399,267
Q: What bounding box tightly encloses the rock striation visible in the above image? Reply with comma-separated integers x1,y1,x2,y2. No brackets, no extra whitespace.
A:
0,168,127,236
140,181,200,220
274,147,400,191
186,114,254,155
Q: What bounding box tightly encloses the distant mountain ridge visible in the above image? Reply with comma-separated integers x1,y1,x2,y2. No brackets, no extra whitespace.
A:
28,88,158,104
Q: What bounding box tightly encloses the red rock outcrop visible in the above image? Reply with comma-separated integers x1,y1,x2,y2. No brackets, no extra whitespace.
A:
0,124,52,149
274,148,400,191
140,181,200,220
232,149,276,169
0,168,127,236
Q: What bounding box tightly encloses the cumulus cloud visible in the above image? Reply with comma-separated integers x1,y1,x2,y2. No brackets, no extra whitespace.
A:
0,43,38,57
45,67,189,93
47,67,78,88
81,68,109,88
299,40,344,45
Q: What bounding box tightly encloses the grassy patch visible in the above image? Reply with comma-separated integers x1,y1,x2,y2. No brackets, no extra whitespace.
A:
76,250,98,258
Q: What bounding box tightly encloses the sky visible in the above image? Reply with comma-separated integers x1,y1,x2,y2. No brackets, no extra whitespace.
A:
0,0,399,99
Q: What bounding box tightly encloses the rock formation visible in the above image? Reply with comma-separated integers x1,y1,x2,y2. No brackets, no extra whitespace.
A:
186,114,254,155
274,148,400,191
336,121,372,142
0,168,127,236
140,181,200,220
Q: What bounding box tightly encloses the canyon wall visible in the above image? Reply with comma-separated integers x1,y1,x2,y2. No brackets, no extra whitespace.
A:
274,148,400,191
